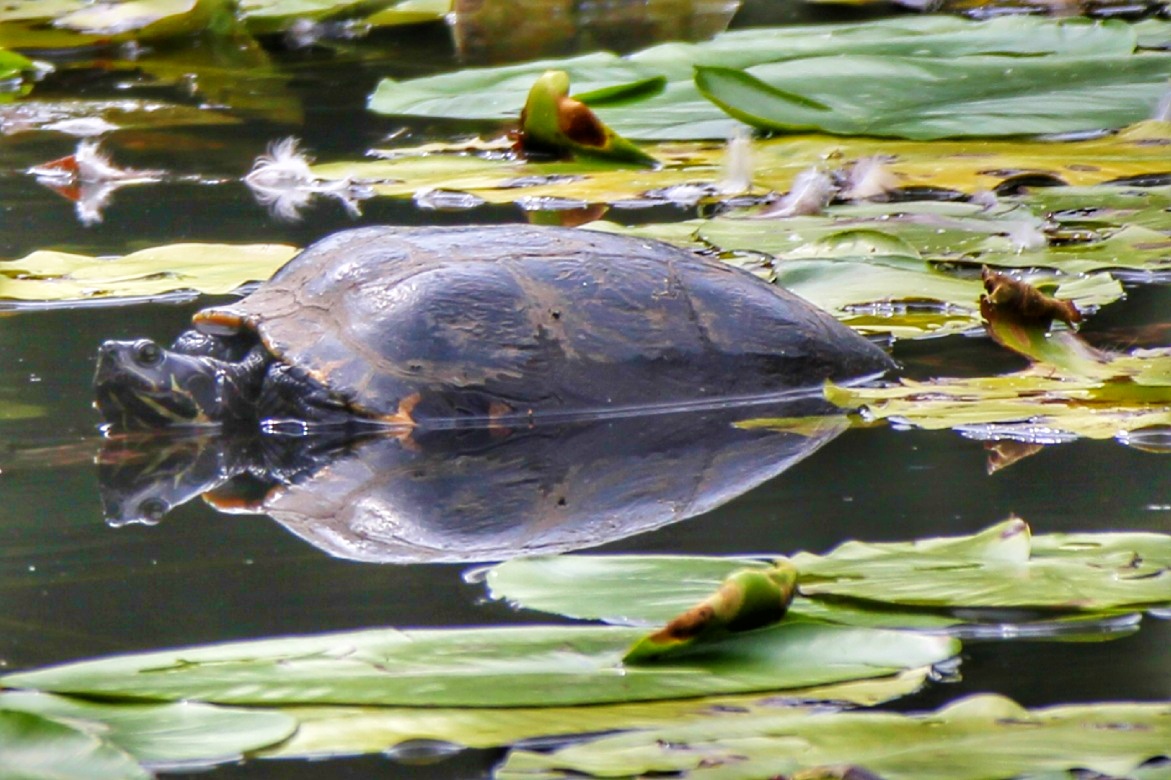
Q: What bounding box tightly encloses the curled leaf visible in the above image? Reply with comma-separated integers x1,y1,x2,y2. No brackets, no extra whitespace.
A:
518,70,658,167
623,561,798,664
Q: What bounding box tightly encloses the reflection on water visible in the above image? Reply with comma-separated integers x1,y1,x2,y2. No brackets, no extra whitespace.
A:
98,400,846,562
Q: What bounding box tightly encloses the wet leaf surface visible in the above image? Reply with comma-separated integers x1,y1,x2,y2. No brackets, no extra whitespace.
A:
0,622,959,707
498,694,1171,780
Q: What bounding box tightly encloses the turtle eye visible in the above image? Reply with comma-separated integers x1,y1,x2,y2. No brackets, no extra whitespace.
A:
137,498,168,525
134,341,164,367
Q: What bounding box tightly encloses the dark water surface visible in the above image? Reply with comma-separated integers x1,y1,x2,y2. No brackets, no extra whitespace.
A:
1,6,1169,778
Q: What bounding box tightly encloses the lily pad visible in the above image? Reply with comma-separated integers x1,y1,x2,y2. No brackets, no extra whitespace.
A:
498,694,1171,780
264,669,932,759
826,346,1171,442
0,708,148,780
0,691,297,764
0,243,297,302
369,16,1159,140
309,125,1171,218
695,52,1171,140
239,0,449,34
793,519,1171,611
483,521,1170,628
0,622,959,707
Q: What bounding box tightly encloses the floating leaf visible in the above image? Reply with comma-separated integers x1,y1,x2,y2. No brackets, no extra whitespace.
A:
0,708,148,780
498,694,1171,780
369,16,1156,140
623,562,798,663
311,125,1171,213
518,70,658,167
826,344,1171,442
1,623,959,707
484,554,962,631
0,243,297,302
793,519,1171,611
0,691,297,764
239,0,449,34
695,52,1171,140
53,0,229,40
264,669,931,759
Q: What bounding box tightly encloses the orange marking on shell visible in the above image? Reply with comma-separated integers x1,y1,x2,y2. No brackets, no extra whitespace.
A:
193,310,247,335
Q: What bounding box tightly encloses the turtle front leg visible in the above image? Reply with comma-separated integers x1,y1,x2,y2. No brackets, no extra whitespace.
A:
259,363,354,425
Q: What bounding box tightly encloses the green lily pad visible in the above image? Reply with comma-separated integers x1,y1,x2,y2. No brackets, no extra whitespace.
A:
695,52,1171,140
483,521,1170,628
792,519,1171,611
498,694,1171,780
264,669,932,759
0,243,297,302
0,622,959,707
0,691,297,764
0,708,148,780
369,16,1157,140
52,0,229,40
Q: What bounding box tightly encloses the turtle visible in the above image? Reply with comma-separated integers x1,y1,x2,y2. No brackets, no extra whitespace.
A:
94,224,895,430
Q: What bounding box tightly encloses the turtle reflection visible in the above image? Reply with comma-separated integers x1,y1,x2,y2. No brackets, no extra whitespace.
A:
98,402,846,563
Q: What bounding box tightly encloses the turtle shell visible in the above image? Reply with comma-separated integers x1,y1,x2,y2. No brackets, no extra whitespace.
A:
194,225,893,423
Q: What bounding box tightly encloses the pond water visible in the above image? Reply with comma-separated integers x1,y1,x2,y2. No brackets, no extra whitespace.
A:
1,4,1169,777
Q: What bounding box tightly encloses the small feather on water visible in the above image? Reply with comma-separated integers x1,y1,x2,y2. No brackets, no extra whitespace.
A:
756,167,835,218
716,125,754,195
244,137,368,221
840,155,900,201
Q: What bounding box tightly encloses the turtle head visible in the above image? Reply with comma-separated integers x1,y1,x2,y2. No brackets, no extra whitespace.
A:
94,339,226,428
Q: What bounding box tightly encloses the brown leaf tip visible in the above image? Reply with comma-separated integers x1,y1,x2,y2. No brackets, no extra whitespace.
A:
649,604,717,643
556,97,607,148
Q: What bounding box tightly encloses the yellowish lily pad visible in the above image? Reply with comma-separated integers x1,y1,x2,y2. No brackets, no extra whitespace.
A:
0,243,297,302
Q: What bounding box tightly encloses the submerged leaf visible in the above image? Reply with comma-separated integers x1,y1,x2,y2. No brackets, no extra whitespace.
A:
0,623,958,707
498,694,1171,780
